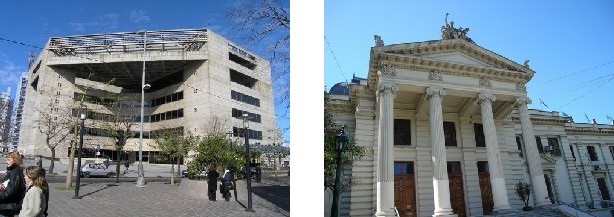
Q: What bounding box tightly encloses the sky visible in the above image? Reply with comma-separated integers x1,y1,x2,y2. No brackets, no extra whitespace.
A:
325,1,614,125
0,1,290,140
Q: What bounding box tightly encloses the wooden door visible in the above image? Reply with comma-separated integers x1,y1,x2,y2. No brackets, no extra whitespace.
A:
448,162,466,217
477,161,493,215
394,162,416,217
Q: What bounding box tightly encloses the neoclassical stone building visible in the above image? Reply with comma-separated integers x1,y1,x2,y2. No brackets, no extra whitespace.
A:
328,21,614,217
18,29,277,162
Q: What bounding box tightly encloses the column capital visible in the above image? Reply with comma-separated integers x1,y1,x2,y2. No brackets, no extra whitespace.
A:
515,96,532,106
377,81,398,95
426,86,446,99
477,91,496,105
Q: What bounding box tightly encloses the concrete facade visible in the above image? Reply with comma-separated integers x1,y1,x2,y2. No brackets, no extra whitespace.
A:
18,29,277,161
328,33,614,216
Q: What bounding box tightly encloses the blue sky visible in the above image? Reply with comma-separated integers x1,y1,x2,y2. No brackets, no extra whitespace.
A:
0,1,290,140
325,1,614,125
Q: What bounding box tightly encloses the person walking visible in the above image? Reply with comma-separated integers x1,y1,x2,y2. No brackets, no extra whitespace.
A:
220,169,233,201
123,161,130,174
206,163,219,201
103,158,110,169
0,152,27,216
35,156,42,169
19,166,47,217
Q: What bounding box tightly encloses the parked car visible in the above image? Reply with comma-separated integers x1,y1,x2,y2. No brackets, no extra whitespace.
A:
81,163,116,178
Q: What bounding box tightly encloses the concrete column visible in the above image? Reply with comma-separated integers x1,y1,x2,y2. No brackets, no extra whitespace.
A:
427,86,457,217
477,92,511,211
375,81,398,216
515,96,551,206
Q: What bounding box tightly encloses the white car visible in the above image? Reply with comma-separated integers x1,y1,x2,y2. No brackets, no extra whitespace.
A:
81,163,116,178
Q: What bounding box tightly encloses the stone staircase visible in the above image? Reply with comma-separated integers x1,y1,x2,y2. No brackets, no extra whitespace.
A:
489,206,565,217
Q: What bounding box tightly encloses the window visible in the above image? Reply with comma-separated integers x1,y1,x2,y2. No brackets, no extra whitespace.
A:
394,119,411,146
609,146,614,161
547,138,561,156
588,145,599,161
477,161,489,173
474,123,485,147
443,122,457,147
394,162,414,175
516,136,523,157
535,137,544,153
571,145,576,160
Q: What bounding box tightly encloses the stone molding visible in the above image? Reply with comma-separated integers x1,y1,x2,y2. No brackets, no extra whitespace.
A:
378,63,396,76
479,76,492,87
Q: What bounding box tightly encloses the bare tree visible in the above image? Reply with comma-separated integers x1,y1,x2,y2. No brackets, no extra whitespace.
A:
203,115,231,136
35,91,73,174
227,0,290,113
97,90,139,182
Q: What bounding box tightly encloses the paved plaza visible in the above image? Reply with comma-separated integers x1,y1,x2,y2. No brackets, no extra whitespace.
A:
6,156,290,217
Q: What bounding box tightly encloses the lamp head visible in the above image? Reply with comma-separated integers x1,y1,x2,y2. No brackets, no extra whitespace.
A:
80,113,86,120
143,84,151,90
336,125,348,151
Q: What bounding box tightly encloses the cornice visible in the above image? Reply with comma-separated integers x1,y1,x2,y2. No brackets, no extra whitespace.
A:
565,128,614,136
511,116,570,126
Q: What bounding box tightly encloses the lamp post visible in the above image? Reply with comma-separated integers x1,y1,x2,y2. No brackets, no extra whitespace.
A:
226,131,234,149
331,125,348,217
72,108,87,199
136,30,149,187
242,113,253,212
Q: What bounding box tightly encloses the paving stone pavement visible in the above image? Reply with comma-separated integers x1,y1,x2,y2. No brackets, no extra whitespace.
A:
48,181,289,217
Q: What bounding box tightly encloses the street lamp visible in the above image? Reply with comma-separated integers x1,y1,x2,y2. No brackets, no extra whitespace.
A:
226,131,234,149
136,30,149,187
241,113,254,212
72,107,87,199
331,125,348,217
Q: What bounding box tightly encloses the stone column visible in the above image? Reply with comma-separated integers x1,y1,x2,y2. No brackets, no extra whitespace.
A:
515,96,551,206
375,81,398,216
427,86,457,217
477,92,511,211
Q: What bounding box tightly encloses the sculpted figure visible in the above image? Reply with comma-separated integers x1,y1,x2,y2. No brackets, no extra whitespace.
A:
374,35,384,47
523,60,530,68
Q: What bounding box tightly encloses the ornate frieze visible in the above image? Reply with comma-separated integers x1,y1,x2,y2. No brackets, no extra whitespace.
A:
378,63,396,76
479,77,492,87
516,82,527,91
429,69,443,81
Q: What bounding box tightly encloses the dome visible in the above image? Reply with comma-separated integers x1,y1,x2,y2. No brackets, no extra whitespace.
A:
329,82,349,95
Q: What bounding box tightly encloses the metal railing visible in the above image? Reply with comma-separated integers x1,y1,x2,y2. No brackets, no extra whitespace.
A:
48,29,208,56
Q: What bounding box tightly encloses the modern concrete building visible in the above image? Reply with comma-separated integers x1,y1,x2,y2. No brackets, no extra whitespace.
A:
0,87,11,152
18,28,277,163
10,72,28,150
327,20,614,216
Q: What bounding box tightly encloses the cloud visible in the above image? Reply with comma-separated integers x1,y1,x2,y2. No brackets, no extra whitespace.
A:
0,59,24,86
129,10,150,24
69,13,119,33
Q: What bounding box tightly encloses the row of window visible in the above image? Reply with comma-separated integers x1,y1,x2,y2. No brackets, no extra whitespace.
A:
150,109,184,123
81,126,184,139
394,161,490,175
150,91,183,107
231,108,261,123
232,127,262,140
231,90,260,107
74,92,183,108
394,120,459,147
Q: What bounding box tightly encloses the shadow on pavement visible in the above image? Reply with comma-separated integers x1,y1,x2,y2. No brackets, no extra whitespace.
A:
80,184,118,198
251,185,290,212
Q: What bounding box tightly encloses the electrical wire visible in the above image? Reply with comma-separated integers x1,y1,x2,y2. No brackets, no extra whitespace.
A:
533,59,614,86
324,35,348,84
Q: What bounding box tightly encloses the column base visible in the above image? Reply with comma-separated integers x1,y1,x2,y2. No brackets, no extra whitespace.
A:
432,212,457,217
491,177,511,211
433,180,456,217
374,210,396,216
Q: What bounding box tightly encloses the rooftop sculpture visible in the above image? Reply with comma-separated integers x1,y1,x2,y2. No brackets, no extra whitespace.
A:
441,13,474,43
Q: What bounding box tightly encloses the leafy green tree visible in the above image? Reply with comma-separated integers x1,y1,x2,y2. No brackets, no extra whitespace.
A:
324,92,365,191
153,129,198,185
188,135,243,180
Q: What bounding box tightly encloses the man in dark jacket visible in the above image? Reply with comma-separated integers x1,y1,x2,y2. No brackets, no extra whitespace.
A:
207,163,219,201
0,152,27,216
